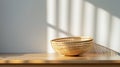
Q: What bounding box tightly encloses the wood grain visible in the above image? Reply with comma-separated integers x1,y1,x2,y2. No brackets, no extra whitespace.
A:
0,44,119,64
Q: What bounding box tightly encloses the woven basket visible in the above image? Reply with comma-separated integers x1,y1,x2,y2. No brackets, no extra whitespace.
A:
51,36,94,56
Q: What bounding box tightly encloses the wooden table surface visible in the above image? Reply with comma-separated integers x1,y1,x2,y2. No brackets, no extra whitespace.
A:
0,53,119,64
0,44,119,64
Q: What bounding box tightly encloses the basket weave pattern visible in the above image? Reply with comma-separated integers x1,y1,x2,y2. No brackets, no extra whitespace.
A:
51,37,94,56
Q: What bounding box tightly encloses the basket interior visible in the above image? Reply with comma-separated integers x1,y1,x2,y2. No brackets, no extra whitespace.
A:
52,36,93,42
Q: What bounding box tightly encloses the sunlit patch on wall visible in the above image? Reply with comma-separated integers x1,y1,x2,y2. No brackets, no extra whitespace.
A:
83,1,95,37
96,8,110,47
58,0,69,37
47,0,120,53
70,0,83,36
109,16,120,52
47,0,57,53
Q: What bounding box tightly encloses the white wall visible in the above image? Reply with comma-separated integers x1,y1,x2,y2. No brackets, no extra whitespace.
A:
0,0,47,53
86,0,120,52
47,0,120,53
0,0,120,53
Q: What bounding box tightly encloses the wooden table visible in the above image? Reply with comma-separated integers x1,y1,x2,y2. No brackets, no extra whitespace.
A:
0,44,120,67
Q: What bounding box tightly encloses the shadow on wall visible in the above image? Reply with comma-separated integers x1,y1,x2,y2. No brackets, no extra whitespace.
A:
47,0,120,53
0,0,47,53
86,0,120,18
85,0,120,53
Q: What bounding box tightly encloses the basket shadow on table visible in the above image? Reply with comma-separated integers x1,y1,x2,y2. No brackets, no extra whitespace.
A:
83,43,120,57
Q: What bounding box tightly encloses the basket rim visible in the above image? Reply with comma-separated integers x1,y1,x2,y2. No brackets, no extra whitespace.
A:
51,36,93,43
